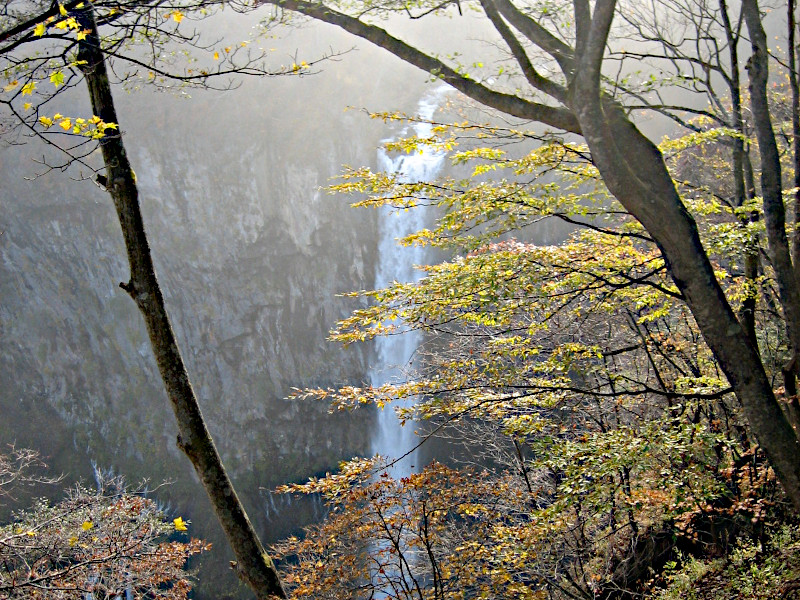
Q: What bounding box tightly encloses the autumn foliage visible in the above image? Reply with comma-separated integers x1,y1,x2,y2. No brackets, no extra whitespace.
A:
0,451,208,599
274,101,799,598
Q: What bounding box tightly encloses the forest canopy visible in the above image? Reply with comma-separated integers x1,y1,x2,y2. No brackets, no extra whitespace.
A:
3,0,800,598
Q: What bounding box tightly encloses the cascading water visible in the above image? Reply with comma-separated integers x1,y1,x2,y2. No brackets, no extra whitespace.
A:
369,86,450,475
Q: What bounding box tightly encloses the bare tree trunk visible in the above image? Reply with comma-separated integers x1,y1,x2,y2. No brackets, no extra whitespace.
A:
720,0,759,348
742,0,800,364
75,8,286,598
743,0,800,434
789,0,800,276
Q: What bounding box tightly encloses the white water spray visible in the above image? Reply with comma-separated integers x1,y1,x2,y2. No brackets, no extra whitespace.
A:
369,86,450,475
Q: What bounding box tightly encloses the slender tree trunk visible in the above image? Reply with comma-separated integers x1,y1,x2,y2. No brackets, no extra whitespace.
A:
785,0,800,433
786,0,800,434
742,0,800,367
789,0,800,277
743,0,800,433
75,8,286,598
720,0,759,348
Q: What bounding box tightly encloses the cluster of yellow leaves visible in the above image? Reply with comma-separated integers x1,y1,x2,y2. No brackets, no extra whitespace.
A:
291,60,310,72
32,4,91,40
658,127,743,157
329,232,676,356
38,113,117,138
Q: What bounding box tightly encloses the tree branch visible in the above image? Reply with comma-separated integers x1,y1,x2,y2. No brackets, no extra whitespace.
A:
265,0,581,133
490,0,576,76
480,0,568,102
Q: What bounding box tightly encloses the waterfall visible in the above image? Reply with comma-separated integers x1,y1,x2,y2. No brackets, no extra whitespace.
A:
369,86,450,475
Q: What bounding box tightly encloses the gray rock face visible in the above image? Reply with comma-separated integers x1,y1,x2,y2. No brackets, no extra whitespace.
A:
2,93,374,473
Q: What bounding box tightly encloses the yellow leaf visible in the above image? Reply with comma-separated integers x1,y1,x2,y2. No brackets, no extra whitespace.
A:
21,82,35,96
174,516,188,531
58,4,67,16
81,520,93,531
25,530,35,536
53,113,62,120
23,102,31,111
39,116,53,127
77,29,89,40
59,118,71,130
76,2,84,7
213,51,219,60
172,10,184,22
68,536,78,546
49,71,64,87
34,22,46,36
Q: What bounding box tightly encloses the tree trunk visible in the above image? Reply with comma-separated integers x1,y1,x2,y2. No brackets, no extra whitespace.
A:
788,0,800,276
742,0,800,433
75,8,287,598
718,0,758,347
742,0,800,367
